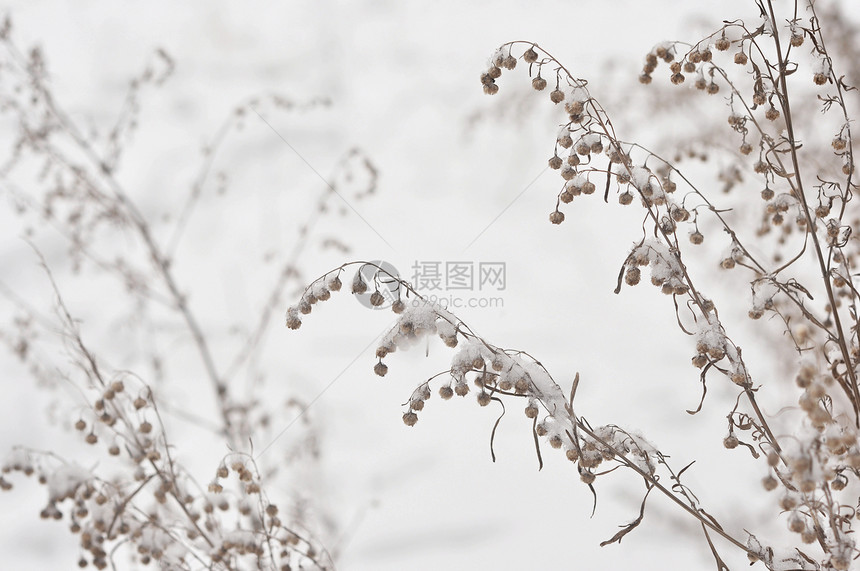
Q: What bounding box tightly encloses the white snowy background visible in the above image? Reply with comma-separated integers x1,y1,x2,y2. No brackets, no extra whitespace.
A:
0,0,841,569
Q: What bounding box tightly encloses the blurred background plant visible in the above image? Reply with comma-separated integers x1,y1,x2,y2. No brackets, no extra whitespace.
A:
0,12,382,569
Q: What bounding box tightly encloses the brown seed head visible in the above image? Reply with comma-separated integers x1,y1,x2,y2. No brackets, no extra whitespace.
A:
515,377,529,394
624,267,641,286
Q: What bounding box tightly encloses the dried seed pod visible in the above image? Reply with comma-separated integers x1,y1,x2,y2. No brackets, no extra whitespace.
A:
532,77,547,91
753,160,769,174
549,89,565,104
523,47,538,63
296,300,313,317
561,165,576,180
402,412,418,427
374,362,388,377
624,267,641,286
549,210,565,225
514,377,529,394
352,273,368,294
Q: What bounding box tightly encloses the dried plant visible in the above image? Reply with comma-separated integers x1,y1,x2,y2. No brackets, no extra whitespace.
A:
0,15,377,570
291,1,860,569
